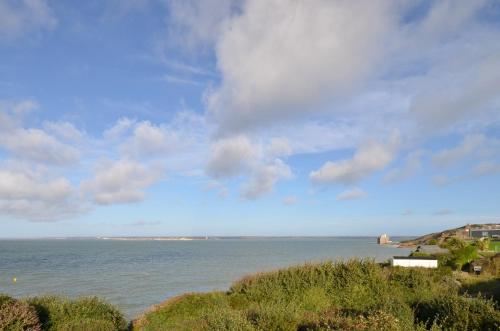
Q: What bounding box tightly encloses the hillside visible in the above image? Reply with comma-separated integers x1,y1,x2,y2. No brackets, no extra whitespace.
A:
132,260,500,331
399,223,500,247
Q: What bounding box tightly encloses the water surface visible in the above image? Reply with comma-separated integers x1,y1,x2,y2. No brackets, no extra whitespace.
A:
0,237,411,318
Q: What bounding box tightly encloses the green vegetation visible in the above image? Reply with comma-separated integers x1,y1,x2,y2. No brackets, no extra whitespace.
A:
490,241,500,253
2,252,499,330
0,295,127,331
0,295,41,331
132,260,500,331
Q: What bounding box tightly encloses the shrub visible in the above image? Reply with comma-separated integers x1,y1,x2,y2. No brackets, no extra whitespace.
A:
298,309,404,331
202,308,254,331
428,239,438,245
0,297,42,331
133,292,230,331
450,245,478,270
246,303,301,330
414,293,500,330
51,319,116,331
476,238,491,251
28,296,127,331
444,237,467,250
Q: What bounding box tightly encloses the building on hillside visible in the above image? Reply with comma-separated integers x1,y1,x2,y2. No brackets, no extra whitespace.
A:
391,256,438,268
377,234,390,245
470,229,500,239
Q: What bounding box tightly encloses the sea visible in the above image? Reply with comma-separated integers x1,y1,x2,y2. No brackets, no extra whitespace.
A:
0,237,411,318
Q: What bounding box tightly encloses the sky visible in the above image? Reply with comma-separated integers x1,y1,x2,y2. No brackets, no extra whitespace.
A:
0,0,499,238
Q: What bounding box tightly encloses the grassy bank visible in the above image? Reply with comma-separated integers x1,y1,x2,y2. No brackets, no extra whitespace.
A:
133,260,499,331
0,295,127,331
2,259,499,330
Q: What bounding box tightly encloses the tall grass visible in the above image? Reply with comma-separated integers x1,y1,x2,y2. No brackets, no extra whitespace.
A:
133,259,500,331
0,294,127,331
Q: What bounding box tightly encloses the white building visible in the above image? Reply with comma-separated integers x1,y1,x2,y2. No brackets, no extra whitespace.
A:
391,256,438,268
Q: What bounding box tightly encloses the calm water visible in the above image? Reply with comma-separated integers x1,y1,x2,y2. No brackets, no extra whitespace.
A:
0,238,411,318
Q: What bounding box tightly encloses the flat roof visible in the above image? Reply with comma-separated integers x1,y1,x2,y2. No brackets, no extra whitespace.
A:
393,256,437,260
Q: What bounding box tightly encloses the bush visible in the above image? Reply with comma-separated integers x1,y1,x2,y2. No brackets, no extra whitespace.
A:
0,296,42,331
450,245,478,270
28,296,127,331
428,239,438,245
246,303,301,330
298,309,404,331
202,308,254,331
414,293,500,330
133,259,500,331
444,237,467,250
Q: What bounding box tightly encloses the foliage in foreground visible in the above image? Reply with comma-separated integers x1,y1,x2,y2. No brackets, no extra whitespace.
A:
0,295,127,331
0,295,41,331
132,260,500,331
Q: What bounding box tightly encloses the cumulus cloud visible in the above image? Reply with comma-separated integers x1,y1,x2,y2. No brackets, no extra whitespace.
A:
43,121,85,142
0,128,80,166
122,121,178,157
432,134,485,167
0,167,83,221
207,0,395,133
336,188,367,201
166,0,239,51
0,0,57,39
0,107,81,166
205,135,293,199
383,150,424,183
241,159,292,200
310,136,399,185
81,159,164,205
206,135,255,178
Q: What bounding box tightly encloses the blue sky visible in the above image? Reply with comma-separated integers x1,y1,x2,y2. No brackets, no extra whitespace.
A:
0,0,499,238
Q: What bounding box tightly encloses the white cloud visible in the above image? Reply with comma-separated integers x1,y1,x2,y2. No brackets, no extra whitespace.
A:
103,117,136,140
0,128,80,166
81,159,164,205
166,0,239,51
265,138,292,159
383,150,424,183
472,161,500,177
208,0,395,133
241,159,292,200
43,121,84,141
432,134,485,167
310,136,399,185
336,187,367,201
0,0,57,39
122,121,178,158
0,167,83,221
206,135,293,199
206,135,255,178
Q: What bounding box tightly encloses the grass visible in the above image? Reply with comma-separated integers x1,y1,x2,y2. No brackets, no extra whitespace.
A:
132,259,500,331
0,295,127,331
490,241,500,253
2,258,499,330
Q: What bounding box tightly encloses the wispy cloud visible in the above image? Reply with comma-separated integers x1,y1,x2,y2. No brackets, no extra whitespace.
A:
336,188,367,201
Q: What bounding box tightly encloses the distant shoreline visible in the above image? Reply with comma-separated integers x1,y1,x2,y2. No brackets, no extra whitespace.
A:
0,235,415,241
